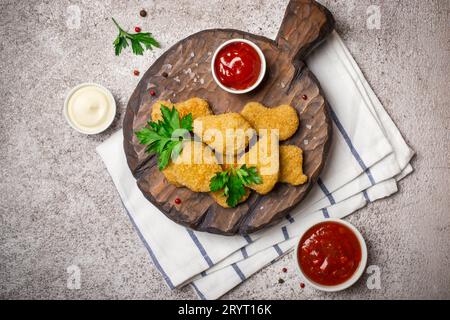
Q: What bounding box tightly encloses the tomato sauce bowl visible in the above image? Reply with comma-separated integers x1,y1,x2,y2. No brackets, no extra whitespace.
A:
294,218,368,292
211,38,266,94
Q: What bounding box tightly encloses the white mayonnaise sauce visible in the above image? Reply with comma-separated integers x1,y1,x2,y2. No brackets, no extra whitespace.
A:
66,85,115,134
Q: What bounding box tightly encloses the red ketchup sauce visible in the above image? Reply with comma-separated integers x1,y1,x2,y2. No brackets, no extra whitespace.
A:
214,41,261,90
298,221,362,286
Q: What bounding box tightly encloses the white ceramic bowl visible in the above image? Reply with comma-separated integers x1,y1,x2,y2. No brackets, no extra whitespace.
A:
211,38,266,94
63,82,116,135
294,218,368,292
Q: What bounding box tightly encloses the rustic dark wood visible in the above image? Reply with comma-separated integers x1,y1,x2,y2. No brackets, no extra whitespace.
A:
123,0,335,235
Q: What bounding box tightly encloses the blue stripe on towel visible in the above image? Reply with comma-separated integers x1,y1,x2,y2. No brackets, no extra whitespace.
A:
318,178,336,205
321,208,330,218
232,263,246,281
281,226,289,240
285,213,295,223
273,244,283,256
200,271,207,277
243,234,253,244
240,247,249,259
329,107,376,185
363,190,371,202
121,202,175,289
191,283,207,300
186,228,214,267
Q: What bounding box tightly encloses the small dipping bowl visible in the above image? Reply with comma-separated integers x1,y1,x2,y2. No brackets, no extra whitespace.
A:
211,38,266,94
294,218,368,292
63,82,116,135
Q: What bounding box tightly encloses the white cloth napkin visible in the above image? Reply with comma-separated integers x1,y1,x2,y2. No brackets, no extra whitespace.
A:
96,31,414,299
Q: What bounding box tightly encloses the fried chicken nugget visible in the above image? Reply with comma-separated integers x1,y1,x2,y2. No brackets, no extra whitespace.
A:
238,131,280,195
279,145,308,186
241,102,299,141
210,189,251,208
193,113,255,156
151,97,212,121
162,141,221,192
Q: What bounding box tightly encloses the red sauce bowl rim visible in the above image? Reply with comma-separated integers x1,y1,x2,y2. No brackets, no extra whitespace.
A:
294,218,368,292
211,38,266,94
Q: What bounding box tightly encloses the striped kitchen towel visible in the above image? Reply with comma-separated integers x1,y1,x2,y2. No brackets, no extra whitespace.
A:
96,31,414,299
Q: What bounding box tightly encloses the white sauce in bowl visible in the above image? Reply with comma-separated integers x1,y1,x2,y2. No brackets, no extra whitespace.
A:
64,83,116,134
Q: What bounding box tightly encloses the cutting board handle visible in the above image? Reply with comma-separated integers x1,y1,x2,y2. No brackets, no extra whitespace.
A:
276,0,335,62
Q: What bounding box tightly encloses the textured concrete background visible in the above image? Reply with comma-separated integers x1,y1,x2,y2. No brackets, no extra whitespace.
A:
0,0,449,299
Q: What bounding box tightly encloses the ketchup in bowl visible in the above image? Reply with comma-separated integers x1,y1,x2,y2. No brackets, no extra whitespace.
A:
213,41,262,91
297,221,363,287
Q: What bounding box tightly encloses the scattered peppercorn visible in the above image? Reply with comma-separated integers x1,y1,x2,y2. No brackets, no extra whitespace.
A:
149,90,156,96
302,94,308,100
140,9,147,17
161,72,169,78
135,26,141,33
133,69,140,76
278,278,285,284
282,267,287,273
300,282,305,288
175,198,181,205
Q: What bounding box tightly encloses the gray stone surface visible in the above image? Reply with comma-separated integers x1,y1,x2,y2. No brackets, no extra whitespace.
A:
0,0,449,299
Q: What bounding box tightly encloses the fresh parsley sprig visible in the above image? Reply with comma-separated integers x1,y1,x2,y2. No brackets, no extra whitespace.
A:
112,17,160,56
210,165,262,208
135,105,193,170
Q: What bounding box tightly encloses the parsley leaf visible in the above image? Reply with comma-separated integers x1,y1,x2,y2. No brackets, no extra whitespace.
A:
112,17,160,56
210,172,229,192
210,165,262,208
135,105,193,170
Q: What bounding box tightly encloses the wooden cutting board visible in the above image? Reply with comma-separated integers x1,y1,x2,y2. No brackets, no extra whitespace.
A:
123,0,334,235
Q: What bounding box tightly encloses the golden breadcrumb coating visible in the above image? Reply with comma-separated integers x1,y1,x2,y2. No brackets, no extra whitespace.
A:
151,97,212,121
193,113,255,156
210,188,251,208
238,132,280,195
162,165,183,187
162,141,221,192
241,102,299,141
279,145,308,186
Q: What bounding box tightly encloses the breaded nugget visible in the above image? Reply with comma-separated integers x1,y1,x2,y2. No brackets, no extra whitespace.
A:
162,141,221,192
161,165,183,187
193,113,255,156
151,97,212,121
279,145,308,186
238,131,279,195
241,102,299,141
210,189,251,208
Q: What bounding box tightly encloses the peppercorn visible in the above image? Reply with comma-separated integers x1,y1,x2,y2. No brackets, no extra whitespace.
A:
140,10,147,17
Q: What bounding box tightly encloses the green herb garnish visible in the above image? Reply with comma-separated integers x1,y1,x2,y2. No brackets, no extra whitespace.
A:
112,17,160,56
210,165,262,208
135,105,193,170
